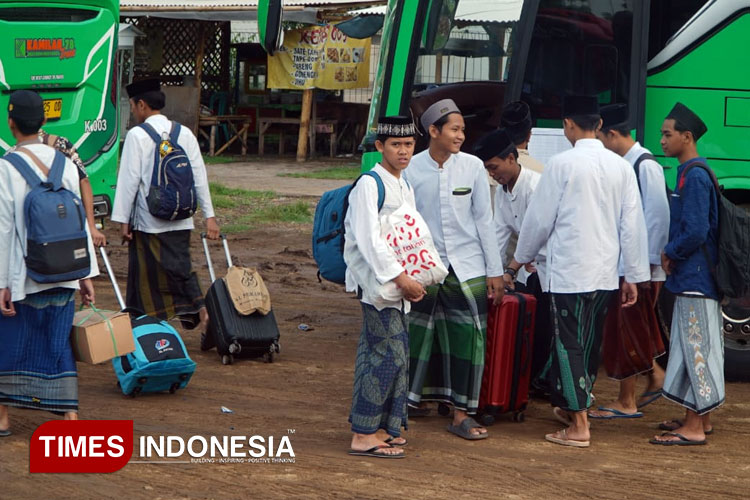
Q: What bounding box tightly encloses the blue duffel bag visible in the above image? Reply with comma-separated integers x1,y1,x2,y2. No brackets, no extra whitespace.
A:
112,312,196,396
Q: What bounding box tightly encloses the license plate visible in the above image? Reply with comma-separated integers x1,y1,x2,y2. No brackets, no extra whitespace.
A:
43,98,62,120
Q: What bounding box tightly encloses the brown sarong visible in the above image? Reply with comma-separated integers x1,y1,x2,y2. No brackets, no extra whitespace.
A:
601,281,665,380
126,230,205,329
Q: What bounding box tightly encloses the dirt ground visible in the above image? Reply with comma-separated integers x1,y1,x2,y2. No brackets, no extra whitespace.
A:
3,159,750,499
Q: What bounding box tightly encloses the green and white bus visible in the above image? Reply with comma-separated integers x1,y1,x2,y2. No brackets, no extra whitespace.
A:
348,0,750,380
0,0,119,217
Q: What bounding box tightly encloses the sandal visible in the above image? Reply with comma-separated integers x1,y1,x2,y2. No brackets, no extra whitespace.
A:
649,431,706,446
545,428,590,448
658,419,714,435
447,417,488,440
348,445,405,459
636,390,662,409
384,437,407,447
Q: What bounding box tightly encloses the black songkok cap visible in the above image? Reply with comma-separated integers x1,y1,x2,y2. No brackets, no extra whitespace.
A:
473,128,516,162
600,103,629,131
562,95,600,118
8,90,44,123
667,102,707,141
126,78,161,99
500,101,532,143
376,115,416,138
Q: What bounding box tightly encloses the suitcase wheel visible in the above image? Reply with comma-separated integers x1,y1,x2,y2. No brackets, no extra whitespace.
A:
130,386,142,398
275,342,281,354
228,342,241,355
137,377,148,385
437,403,451,417
512,411,525,423
480,413,495,427
169,383,180,394
221,354,233,365
265,351,274,363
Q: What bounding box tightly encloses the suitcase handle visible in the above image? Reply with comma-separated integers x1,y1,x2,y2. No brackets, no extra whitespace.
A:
200,233,232,283
99,246,126,311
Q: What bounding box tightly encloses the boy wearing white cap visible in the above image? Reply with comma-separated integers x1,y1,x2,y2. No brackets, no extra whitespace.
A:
404,99,503,440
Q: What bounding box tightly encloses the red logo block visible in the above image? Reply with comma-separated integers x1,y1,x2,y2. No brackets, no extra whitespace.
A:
30,420,133,473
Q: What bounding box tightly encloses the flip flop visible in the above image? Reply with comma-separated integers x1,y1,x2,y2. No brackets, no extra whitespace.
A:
348,445,405,459
588,407,643,420
637,390,663,409
545,428,590,448
447,417,488,440
649,431,706,446
658,419,714,435
0,429,11,437
384,437,407,447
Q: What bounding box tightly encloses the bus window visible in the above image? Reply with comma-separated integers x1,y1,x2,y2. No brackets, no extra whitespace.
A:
521,0,635,125
648,0,705,61
413,21,515,94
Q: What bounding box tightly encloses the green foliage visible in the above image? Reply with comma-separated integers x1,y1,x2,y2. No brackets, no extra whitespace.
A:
279,166,360,180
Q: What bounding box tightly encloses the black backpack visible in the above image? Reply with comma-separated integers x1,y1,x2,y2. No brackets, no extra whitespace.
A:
679,162,750,299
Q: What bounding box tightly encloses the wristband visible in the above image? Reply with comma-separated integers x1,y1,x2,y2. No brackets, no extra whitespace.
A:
504,268,517,279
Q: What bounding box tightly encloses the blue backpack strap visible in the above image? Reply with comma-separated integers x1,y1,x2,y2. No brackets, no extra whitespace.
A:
138,122,161,144
169,121,182,144
47,150,67,190
361,170,386,211
3,152,42,188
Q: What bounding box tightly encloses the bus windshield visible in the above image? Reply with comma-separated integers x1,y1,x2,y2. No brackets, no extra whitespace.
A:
521,0,636,126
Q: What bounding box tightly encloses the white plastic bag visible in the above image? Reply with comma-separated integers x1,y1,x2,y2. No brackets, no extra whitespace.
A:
377,204,448,301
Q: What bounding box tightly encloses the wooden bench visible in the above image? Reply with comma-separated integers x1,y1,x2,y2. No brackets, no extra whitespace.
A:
258,117,337,157
198,115,252,156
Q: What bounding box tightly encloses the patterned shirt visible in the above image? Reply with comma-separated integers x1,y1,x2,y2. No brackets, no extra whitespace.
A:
6,130,88,180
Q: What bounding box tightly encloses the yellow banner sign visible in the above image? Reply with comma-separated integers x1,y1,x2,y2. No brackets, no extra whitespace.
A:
267,25,370,90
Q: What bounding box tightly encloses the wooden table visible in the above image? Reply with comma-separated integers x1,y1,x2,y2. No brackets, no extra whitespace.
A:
258,117,337,157
198,115,253,156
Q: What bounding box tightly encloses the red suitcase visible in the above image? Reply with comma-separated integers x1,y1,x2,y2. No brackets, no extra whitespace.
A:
478,290,537,425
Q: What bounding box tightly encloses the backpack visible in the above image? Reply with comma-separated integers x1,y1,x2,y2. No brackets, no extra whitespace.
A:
139,122,197,221
4,149,90,283
312,171,385,284
679,162,750,299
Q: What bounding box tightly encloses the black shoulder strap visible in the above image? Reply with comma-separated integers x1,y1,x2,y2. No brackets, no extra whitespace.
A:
632,153,655,193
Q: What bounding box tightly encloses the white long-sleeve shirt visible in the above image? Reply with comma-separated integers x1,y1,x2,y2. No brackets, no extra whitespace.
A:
623,142,670,282
344,164,415,312
0,143,99,302
494,166,546,287
515,138,650,293
403,150,503,282
111,114,215,232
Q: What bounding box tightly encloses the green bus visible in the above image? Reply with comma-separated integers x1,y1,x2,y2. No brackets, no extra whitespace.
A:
353,0,749,379
0,0,119,217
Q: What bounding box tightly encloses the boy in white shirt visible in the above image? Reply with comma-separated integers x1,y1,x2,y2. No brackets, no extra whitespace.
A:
404,99,504,440
515,95,650,447
589,104,670,420
345,116,424,459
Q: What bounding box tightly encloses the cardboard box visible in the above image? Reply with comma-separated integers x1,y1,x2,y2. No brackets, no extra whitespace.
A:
71,309,135,364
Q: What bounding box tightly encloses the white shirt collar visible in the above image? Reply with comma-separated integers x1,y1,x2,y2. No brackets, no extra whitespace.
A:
623,141,643,165
574,138,604,149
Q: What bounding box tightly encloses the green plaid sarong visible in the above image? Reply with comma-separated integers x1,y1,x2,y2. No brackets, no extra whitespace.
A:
407,270,487,414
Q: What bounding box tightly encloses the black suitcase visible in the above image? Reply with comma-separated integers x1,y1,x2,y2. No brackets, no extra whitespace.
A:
201,233,281,365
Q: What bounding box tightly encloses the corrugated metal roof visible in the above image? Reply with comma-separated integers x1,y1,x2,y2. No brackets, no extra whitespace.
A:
353,0,523,24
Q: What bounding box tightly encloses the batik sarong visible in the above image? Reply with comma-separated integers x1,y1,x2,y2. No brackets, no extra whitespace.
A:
662,295,724,415
0,288,77,413
127,230,204,329
349,303,409,436
602,282,666,380
408,271,487,414
547,290,614,412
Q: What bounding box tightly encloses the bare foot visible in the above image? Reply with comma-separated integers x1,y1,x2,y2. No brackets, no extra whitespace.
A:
350,433,402,456
651,425,705,443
